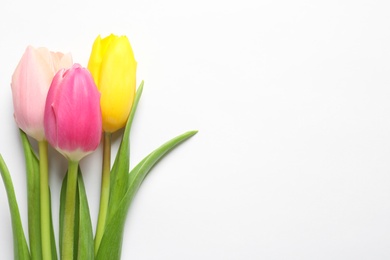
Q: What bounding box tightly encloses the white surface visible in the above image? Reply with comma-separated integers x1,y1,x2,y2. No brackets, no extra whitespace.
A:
1,0,390,259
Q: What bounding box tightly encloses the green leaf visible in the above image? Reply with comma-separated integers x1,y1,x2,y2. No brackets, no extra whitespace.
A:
20,131,59,260
96,130,197,260
59,172,67,259
76,173,94,259
108,81,144,222
20,130,42,260
74,178,80,260
48,189,58,260
0,154,30,260
60,168,94,260
21,131,58,260
127,130,197,211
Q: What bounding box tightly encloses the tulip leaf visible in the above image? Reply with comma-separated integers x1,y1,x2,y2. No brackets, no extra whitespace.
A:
96,130,197,260
59,172,66,258
20,130,42,260
48,189,58,260
76,173,94,260
108,81,144,222
60,167,94,260
20,130,58,260
0,154,30,260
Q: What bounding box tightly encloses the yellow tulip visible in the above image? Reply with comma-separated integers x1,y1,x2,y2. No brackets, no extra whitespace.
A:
88,34,137,133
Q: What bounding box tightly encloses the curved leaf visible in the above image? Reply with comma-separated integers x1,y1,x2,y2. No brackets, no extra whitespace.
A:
48,189,58,260
59,171,67,259
96,130,197,260
0,154,30,260
20,130,42,260
77,173,94,259
60,167,94,260
108,81,144,222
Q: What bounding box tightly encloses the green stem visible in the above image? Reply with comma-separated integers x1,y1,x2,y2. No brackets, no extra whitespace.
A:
62,160,79,260
39,140,52,260
95,132,111,255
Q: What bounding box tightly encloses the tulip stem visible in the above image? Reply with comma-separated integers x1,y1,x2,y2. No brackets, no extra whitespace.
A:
39,140,52,260
95,132,111,255
62,160,79,260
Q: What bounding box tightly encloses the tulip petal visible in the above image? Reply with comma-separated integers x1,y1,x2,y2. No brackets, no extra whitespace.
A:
99,36,137,132
11,46,73,141
44,64,102,161
87,34,137,133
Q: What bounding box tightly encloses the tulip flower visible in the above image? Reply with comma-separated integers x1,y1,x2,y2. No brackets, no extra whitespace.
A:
88,34,137,133
11,46,72,260
44,64,102,162
88,34,137,255
44,63,102,260
11,46,72,141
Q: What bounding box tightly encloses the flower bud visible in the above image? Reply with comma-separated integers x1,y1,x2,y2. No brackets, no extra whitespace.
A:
11,46,72,141
44,64,102,161
88,34,137,133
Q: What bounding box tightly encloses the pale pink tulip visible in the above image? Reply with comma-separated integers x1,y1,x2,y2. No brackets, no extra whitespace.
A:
11,46,72,141
44,64,102,162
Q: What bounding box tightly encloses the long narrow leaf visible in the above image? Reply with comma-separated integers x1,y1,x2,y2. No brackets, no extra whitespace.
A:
108,82,144,221
59,172,67,258
60,168,94,260
96,130,197,260
0,154,30,260
48,189,58,260
76,173,94,259
20,130,42,260
60,169,79,259
74,177,80,260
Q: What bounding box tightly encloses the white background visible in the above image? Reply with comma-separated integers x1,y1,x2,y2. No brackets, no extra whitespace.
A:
1,0,390,259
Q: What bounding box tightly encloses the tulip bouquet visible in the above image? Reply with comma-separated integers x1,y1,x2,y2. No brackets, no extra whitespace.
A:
0,34,196,260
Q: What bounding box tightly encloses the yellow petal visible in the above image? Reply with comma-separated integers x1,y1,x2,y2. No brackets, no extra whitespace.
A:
99,35,137,132
88,34,118,88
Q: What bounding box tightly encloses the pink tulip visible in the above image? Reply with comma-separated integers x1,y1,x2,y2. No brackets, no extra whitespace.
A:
11,46,73,141
44,64,102,162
